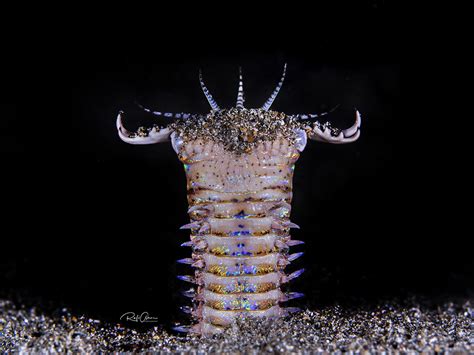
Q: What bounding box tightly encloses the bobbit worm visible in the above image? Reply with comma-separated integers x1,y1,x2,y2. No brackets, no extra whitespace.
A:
116,64,361,335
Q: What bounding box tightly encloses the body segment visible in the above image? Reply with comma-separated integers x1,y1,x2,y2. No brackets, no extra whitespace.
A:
176,138,303,334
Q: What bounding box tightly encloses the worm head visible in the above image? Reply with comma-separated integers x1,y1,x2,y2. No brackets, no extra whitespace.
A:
116,64,361,153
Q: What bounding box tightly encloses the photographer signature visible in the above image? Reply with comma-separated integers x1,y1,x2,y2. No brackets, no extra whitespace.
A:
120,312,159,323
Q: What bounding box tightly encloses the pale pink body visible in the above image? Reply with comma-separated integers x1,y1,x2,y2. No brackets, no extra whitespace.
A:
177,139,303,334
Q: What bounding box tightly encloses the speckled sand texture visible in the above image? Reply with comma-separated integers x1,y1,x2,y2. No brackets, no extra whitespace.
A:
1,298,472,353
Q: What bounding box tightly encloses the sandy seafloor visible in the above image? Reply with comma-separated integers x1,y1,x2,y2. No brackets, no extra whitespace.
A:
1,297,473,353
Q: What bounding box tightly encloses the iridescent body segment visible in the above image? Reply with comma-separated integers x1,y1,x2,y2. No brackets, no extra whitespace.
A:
175,138,303,333
116,64,361,335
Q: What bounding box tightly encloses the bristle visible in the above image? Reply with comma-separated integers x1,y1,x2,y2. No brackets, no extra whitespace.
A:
177,275,195,283
177,258,194,265
180,222,200,230
287,240,305,246
284,292,305,301
286,222,300,229
172,325,191,333
181,288,195,298
288,252,304,262
285,269,305,282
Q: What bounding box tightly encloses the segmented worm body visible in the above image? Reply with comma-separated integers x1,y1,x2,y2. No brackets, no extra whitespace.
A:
117,64,361,335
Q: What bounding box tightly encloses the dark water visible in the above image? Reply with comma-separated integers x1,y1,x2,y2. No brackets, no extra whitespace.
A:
2,5,472,350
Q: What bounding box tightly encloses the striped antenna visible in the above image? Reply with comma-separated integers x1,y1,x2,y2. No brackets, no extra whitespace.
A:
199,70,220,111
236,67,245,109
136,102,195,119
292,104,341,120
261,63,287,111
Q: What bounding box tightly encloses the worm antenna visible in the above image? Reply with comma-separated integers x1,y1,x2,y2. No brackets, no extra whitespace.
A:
135,102,194,119
236,67,245,109
261,63,287,111
292,104,341,120
199,70,220,111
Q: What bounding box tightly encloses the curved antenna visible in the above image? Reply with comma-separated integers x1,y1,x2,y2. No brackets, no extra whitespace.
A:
236,67,245,109
261,63,287,111
291,104,341,120
136,102,195,119
199,70,220,111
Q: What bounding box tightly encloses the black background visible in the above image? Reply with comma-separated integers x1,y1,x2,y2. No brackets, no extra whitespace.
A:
1,3,471,331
